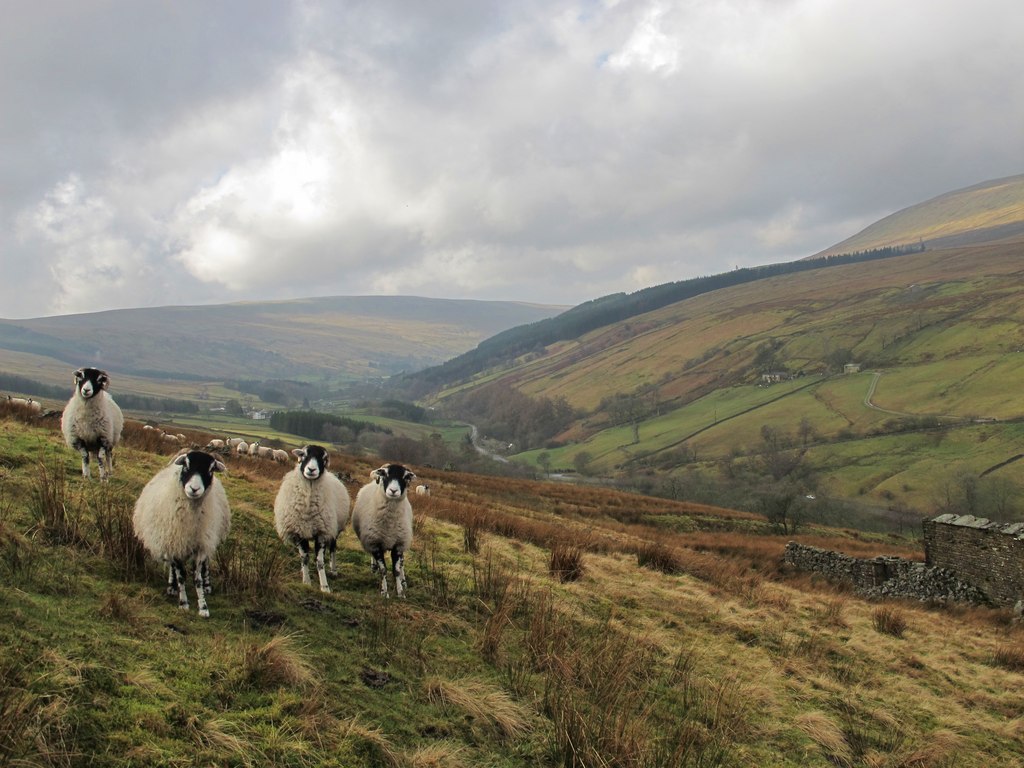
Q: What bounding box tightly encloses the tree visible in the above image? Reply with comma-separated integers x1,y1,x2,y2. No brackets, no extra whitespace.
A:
537,451,552,477
573,450,593,476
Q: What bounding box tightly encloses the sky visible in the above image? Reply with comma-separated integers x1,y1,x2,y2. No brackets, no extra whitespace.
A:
2,0,1023,319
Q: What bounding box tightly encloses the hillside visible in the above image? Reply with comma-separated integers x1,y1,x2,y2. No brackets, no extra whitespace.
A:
422,240,1024,520
2,409,1023,766
0,295,565,387
815,173,1024,256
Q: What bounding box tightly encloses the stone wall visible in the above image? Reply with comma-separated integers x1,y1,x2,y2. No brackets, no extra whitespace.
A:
922,514,1024,607
784,542,988,605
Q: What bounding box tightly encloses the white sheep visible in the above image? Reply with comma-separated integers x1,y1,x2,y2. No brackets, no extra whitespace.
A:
226,437,244,450
256,445,273,460
60,367,124,481
273,445,350,593
415,484,431,496
271,448,290,464
204,438,227,452
132,451,231,618
352,463,416,597
235,440,250,455
248,440,261,457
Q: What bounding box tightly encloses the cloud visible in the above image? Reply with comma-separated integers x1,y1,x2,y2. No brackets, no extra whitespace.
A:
1,0,1022,318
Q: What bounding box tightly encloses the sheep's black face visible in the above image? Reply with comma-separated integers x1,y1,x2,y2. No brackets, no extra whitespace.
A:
374,463,415,500
297,445,329,480
74,367,109,399
173,451,224,500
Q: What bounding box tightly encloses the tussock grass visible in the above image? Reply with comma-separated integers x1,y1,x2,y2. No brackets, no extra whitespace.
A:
873,605,909,638
990,643,1024,672
426,677,531,741
549,541,585,583
241,634,317,690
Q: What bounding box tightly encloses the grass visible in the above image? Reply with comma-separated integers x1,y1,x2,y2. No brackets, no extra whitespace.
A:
2,412,1024,766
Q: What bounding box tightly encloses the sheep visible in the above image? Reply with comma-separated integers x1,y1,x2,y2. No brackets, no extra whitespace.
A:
204,438,227,452
60,367,124,481
235,440,250,456
256,445,273,460
226,437,244,450
248,440,260,457
271,448,290,464
415,484,431,496
352,463,416,598
273,445,350,593
132,451,231,618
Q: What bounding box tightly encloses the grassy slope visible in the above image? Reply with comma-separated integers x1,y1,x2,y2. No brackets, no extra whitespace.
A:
2,411,1023,766
441,243,1024,513
817,173,1024,255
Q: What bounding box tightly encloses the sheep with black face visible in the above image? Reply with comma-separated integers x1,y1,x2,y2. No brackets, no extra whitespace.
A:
273,445,351,593
352,463,416,597
132,451,231,618
60,367,124,481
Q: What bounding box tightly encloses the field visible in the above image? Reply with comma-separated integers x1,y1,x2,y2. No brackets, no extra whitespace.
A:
2,407,1023,766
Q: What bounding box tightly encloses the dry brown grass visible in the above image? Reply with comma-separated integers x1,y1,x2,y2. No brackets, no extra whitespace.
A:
425,677,532,741
241,634,317,690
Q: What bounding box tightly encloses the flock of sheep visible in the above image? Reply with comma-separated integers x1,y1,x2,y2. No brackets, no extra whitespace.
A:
50,366,424,617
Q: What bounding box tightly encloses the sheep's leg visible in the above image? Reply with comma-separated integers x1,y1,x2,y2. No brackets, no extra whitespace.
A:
328,538,338,576
194,557,210,618
370,546,390,597
170,559,189,611
100,441,114,480
314,539,331,593
166,561,178,595
392,546,407,598
200,558,212,594
296,539,312,585
97,447,109,482
74,442,91,478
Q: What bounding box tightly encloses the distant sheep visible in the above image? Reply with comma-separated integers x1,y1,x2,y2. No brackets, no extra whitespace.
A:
256,445,273,460
415,484,431,496
248,440,260,457
352,463,415,597
204,438,226,452
132,451,231,618
226,437,244,450
60,367,124,481
273,445,351,592
272,448,290,464
235,440,250,455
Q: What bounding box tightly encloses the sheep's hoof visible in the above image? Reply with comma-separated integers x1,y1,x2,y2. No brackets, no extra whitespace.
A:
178,603,190,611
198,608,210,618
320,585,332,594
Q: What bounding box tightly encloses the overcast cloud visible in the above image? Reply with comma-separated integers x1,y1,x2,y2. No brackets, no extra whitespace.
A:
2,0,1022,318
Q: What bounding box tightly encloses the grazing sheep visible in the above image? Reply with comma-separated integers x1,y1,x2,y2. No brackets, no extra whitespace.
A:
204,438,226,452
248,440,260,457
352,463,415,597
132,451,231,618
415,484,431,496
273,445,351,592
226,437,244,450
235,440,250,455
256,445,273,460
60,367,124,481
271,448,290,464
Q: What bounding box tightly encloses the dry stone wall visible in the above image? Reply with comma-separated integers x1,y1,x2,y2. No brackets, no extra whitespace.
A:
922,514,1024,607
783,542,989,605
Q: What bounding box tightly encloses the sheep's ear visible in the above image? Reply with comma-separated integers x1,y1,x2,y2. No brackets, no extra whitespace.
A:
173,454,188,467
404,471,416,483
73,368,84,381
372,468,386,483
292,448,306,460
97,372,109,390
213,459,227,473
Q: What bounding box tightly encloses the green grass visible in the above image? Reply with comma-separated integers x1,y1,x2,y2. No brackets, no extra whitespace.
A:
4,413,1024,767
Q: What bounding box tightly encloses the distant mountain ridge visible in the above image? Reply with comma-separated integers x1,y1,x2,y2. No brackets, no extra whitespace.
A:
0,295,566,386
